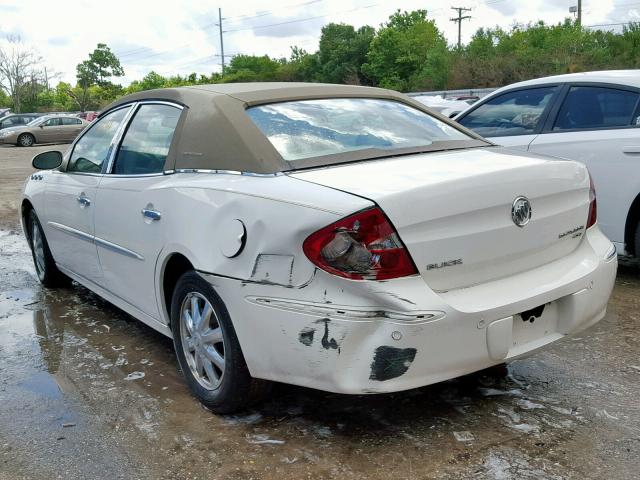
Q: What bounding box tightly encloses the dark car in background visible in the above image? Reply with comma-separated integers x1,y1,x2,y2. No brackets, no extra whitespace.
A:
0,113,42,130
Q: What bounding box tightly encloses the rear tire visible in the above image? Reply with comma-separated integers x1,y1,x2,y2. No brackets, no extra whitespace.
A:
18,133,35,147
27,210,70,287
635,221,640,259
171,271,271,414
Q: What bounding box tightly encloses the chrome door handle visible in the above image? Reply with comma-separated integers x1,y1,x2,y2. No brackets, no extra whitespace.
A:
76,194,91,207
141,208,162,221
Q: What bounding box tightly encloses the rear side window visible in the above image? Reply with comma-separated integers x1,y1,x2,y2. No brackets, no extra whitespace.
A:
458,87,557,137
553,86,640,131
68,107,129,173
246,98,469,162
112,104,181,175
62,117,81,125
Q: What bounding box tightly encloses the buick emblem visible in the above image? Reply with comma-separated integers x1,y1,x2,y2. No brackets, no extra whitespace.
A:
511,196,532,227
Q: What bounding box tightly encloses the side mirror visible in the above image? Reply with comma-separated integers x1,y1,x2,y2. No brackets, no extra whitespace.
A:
32,151,63,170
39,124,44,128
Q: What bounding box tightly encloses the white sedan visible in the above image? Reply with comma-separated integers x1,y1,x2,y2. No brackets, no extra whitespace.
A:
22,83,617,413
455,70,640,259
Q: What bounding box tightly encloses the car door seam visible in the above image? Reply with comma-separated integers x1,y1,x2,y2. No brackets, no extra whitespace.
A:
47,221,144,261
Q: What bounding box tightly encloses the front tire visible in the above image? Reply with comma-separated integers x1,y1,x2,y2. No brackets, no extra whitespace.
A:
18,133,35,147
171,271,270,414
28,210,70,287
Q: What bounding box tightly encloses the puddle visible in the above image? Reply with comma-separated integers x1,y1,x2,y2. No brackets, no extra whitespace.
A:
1,228,640,479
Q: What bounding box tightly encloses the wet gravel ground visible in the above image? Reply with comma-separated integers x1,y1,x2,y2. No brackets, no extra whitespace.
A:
1,146,639,479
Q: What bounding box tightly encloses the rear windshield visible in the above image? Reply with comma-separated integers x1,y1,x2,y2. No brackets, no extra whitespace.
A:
246,98,471,162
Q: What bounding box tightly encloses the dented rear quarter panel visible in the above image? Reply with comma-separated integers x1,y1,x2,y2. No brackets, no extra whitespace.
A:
151,172,373,322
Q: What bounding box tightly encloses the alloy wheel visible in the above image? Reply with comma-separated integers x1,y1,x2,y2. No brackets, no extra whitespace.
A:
179,292,225,390
19,135,33,147
31,218,46,280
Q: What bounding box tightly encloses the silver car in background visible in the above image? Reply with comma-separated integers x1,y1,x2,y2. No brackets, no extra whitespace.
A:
0,114,88,147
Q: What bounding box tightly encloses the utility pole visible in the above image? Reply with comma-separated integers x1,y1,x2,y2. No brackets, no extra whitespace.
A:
218,8,225,75
577,0,582,26
450,6,472,49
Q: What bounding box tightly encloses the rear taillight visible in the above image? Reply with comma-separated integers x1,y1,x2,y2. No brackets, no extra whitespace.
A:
302,207,418,280
303,207,418,281
587,173,597,229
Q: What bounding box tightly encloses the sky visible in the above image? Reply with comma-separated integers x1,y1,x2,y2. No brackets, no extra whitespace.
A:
0,0,637,86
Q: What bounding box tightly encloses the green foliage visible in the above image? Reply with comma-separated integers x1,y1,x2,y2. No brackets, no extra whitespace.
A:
362,10,449,91
316,23,374,84
221,55,283,82
87,43,125,85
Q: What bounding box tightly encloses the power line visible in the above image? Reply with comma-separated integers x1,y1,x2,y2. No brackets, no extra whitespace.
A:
222,3,382,33
215,0,323,24
586,21,638,27
450,6,472,48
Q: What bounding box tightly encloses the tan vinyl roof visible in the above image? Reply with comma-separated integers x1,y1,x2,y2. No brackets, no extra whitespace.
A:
104,82,488,174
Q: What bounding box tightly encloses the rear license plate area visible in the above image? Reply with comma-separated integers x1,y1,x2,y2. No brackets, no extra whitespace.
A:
511,301,559,349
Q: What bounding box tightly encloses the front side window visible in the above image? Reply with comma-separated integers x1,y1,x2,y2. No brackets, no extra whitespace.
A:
458,86,557,137
112,104,181,175
246,98,469,162
553,86,640,131
45,118,62,127
68,107,129,173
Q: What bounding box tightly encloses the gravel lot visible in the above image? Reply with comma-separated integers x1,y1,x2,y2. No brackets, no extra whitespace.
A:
1,144,639,479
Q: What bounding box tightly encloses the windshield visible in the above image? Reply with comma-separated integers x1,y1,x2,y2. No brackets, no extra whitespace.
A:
246,98,471,162
27,116,48,126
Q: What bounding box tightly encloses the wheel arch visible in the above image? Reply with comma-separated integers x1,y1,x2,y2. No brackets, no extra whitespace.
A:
624,191,640,256
159,251,195,329
21,198,35,242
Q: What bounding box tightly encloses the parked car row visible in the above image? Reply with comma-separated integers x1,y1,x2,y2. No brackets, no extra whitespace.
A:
0,114,89,147
454,70,640,258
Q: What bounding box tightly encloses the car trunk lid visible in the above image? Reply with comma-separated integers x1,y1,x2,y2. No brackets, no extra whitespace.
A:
289,147,591,292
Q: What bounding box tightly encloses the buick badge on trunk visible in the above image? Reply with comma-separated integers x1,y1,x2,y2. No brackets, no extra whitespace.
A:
512,196,532,227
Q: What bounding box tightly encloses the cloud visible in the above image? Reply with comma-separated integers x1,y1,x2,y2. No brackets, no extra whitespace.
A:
0,0,624,86
48,37,70,47
247,16,326,38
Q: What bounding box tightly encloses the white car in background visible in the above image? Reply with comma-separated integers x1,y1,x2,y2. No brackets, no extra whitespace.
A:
410,94,473,118
456,70,640,258
22,83,617,413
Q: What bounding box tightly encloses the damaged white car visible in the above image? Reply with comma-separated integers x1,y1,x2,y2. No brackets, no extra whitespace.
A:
22,83,617,413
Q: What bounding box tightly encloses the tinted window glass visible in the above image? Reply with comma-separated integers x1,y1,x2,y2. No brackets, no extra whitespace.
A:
112,104,181,175
68,107,129,173
246,98,469,162
458,87,557,137
553,86,640,131
45,118,62,126
62,117,81,125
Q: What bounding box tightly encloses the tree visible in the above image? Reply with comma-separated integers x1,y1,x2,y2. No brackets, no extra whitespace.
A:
316,23,374,84
222,55,283,82
362,10,449,91
74,43,124,111
86,43,124,85
0,37,43,112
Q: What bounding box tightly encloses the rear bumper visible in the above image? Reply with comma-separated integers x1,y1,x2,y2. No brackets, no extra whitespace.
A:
201,226,617,394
